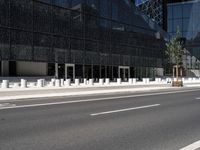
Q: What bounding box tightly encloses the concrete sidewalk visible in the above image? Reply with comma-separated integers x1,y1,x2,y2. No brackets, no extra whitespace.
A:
0,84,173,101
0,83,199,101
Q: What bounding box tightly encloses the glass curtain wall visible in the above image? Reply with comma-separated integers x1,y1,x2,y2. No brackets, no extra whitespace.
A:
0,0,165,78
168,1,200,76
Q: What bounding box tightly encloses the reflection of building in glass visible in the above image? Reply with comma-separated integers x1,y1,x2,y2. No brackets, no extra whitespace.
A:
133,0,167,30
168,0,200,77
0,0,167,79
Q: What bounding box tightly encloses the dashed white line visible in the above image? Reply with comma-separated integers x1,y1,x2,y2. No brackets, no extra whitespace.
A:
90,104,160,116
180,140,200,150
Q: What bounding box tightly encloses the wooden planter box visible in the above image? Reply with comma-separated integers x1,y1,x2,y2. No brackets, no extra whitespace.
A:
172,81,183,87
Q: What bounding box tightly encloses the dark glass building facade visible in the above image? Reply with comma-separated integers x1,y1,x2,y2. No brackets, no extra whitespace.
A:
168,0,200,76
0,0,166,80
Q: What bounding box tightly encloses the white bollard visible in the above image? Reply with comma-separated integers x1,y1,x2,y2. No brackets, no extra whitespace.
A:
146,78,150,84
64,79,71,86
1,80,9,88
128,78,133,84
142,78,147,84
117,78,121,85
89,79,94,86
49,78,55,86
99,79,104,85
182,78,185,83
83,78,87,85
40,79,45,87
133,78,137,84
21,79,27,88
55,79,61,87
155,78,161,83
60,79,64,86
75,79,80,86
51,78,55,84
13,83,20,88
166,78,172,83
37,79,44,87
105,78,110,85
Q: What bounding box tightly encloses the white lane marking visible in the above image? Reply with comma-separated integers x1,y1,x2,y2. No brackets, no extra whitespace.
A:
0,89,199,110
0,103,16,108
196,97,200,99
180,140,200,150
90,104,160,116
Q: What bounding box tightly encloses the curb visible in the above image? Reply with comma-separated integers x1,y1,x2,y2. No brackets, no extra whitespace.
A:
0,87,172,101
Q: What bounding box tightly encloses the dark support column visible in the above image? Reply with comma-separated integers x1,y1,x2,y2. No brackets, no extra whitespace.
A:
55,63,58,78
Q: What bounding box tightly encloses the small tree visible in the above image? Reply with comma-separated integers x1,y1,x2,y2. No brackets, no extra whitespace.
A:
166,29,184,82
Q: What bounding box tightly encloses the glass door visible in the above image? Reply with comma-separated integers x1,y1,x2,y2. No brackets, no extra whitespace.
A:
65,64,75,81
58,64,65,79
119,66,130,81
124,68,129,81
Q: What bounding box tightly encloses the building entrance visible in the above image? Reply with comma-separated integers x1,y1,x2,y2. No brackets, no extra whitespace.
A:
119,66,130,81
65,64,75,81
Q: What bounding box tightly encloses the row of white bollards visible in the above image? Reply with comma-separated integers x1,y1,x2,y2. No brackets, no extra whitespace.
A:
0,78,157,89
2,80,9,88
2,77,200,89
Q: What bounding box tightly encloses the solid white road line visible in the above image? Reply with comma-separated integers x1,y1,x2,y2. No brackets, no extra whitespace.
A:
180,140,200,150
0,89,199,110
196,97,200,99
90,104,160,116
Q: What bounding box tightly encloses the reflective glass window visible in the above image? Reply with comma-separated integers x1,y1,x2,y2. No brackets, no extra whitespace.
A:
0,28,10,59
167,6,173,19
71,10,83,37
10,0,33,30
173,5,182,19
53,0,70,8
34,2,52,33
182,3,192,18
34,33,53,61
85,15,99,40
100,0,110,18
183,18,191,31
112,0,118,20
86,0,98,10
53,7,70,36
85,0,99,15
71,0,81,7
11,30,32,60
38,0,52,4
167,20,173,32
54,36,69,63
70,38,84,64
173,19,182,32
0,0,9,27
183,32,193,40
99,19,110,42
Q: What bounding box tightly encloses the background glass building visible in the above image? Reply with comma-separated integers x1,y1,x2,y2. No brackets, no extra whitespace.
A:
134,0,167,31
168,0,200,77
0,0,166,80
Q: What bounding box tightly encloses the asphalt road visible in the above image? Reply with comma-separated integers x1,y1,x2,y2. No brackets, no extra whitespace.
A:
0,88,200,150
